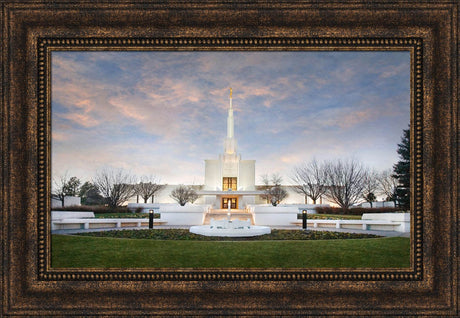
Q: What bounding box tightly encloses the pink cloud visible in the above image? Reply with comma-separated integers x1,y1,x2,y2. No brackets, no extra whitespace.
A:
60,112,100,127
337,109,375,129
280,154,301,164
108,97,146,121
379,64,407,79
51,131,68,141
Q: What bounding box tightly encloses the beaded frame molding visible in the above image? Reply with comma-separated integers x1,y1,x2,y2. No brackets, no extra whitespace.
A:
38,37,423,282
2,1,458,316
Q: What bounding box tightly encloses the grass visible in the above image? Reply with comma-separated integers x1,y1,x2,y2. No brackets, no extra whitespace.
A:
51,233,410,268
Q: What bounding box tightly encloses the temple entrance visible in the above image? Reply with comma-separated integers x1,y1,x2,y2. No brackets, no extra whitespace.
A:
222,197,237,209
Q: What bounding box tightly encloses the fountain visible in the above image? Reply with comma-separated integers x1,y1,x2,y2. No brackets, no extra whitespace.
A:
189,214,271,237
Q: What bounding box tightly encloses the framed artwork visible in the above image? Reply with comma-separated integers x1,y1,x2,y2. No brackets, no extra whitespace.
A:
1,1,458,316
49,50,412,269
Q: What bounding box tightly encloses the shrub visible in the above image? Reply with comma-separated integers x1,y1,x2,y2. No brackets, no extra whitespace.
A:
95,213,160,219
52,205,131,214
315,206,406,216
297,214,361,220
77,229,379,240
170,185,198,206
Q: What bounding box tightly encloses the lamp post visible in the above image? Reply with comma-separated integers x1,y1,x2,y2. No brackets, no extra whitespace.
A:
302,209,307,231
149,209,154,229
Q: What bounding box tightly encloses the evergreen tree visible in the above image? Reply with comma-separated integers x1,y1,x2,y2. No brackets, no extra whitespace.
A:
393,128,410,210
79,181,105,205
64,176,81,196
52,174,81,207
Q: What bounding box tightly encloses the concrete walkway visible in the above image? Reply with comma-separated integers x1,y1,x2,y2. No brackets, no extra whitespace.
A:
51,225,410,238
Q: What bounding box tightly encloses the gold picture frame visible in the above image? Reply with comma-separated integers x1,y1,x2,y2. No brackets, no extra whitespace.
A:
1,1,458,316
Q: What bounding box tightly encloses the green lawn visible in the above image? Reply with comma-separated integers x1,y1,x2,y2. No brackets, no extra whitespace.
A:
51,234,410,269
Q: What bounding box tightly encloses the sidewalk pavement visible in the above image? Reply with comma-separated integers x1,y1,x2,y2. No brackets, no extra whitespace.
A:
52,225,410,238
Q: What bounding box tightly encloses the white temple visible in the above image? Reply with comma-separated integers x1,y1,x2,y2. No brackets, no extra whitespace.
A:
128,88,309,208
197,88,262,209
119,89,411,231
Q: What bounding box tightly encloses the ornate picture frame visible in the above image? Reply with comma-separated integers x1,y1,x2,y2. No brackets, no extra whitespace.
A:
1,1,458,316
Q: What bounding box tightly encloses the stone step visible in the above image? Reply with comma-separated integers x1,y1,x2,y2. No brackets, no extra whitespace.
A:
209,209,246,214
203,210,255,225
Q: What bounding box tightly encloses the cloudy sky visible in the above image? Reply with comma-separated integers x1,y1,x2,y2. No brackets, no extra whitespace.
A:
51,50,410,185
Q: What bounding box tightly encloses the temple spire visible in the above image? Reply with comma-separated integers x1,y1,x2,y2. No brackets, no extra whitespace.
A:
227,88,234,139
224,88,236,154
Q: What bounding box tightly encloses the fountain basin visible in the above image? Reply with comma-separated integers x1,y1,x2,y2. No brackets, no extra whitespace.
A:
190,219,271,237
190,225,271,237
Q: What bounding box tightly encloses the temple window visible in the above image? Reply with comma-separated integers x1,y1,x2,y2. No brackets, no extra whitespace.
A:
223,177,237,191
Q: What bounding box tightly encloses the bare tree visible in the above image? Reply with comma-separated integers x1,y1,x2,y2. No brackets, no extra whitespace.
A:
260,173,288,206
268,186,288,206
378,169,399,205
52,174,70,207
291,159,327,204
189,185,203,203
259,174,271,203
270,173,283,186
93,168,136,208
259,173,274,203
170,185,198,206
323,159,368,210
52,173,81,207
361,169,379,207
135,175,165,203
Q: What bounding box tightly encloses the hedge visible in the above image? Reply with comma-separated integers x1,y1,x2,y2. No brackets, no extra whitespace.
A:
315,206,406,216
51,205,131,214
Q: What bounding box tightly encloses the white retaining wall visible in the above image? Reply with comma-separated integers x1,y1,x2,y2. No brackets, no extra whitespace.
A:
52,218,151,230
362,213,410,232
51,196,81,208
51,211,95,220
51,211,95,230
249,205,298,226
159,204,210,225
248,204,332,226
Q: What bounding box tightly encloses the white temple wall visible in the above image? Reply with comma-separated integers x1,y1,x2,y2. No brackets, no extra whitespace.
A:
221,153,239,177
281,187,307,204
238,160,255,190
204,159,221,190
253,189,305,205
125,184,339,207
150,185,176,204
240,195,256,208
202,195,219,208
